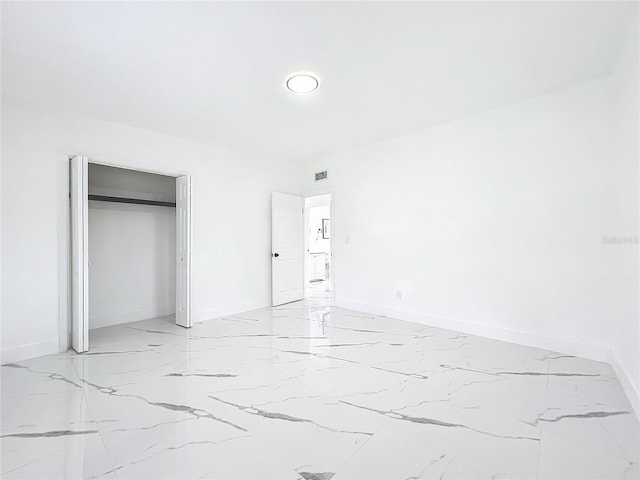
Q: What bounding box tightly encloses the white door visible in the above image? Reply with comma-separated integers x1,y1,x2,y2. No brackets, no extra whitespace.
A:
176,175,193,327
272,192,304,306
70,155,89,353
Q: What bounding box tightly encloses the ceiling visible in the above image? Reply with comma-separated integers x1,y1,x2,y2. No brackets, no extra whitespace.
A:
1,1,636,162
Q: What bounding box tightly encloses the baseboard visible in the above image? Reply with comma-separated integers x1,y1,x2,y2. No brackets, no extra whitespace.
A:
1,339,60,364
1,303,271,365
336,298,640,420
609,350,640,419
335,298,611,363
90,306,176,329
194,299,271,323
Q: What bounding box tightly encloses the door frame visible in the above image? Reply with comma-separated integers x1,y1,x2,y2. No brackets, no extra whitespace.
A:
70,156,89,353
69,155,193,353
302,187,335,298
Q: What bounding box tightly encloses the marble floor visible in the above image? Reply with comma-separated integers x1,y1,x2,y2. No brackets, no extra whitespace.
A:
1,285,638,479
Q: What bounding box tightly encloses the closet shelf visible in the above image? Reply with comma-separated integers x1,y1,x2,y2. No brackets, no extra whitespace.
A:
88,194,176,208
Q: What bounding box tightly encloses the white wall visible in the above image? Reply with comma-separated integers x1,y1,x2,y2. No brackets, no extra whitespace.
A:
88,164,177,329
302,69,638,404
607,17,640,415
0,99,302,362
89,203,176,329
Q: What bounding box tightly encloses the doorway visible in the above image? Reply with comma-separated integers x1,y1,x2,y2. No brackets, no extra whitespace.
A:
304,194,332,301
70,156,192,353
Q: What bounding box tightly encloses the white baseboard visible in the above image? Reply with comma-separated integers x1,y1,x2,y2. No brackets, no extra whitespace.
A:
335,298,611,363
195,299,271,323
609,350,640,419
336,298,640,419
1,339,60,364
7,299,636,421
2,302,270,365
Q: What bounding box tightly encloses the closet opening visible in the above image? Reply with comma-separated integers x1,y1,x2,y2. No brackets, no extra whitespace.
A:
70,156,192,353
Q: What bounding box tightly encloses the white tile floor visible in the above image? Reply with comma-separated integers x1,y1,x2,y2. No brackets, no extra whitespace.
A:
1,283,638,479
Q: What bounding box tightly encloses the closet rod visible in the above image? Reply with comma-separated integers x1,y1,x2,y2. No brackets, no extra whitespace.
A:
88,194,176,208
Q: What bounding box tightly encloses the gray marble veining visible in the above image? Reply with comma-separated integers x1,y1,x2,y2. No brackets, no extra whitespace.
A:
1,283,638,479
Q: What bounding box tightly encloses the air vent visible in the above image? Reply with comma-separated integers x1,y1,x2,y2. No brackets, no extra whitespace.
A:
315,170,328,182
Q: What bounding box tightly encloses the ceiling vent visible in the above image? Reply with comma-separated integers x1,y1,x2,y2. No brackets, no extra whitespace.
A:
315,170,328,182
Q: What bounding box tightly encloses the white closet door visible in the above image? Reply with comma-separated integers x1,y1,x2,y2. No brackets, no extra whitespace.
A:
272,192,304,306
70,155,89,353
176,175,192,327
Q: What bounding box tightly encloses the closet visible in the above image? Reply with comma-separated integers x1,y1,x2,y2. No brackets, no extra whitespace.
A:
87,164,177,330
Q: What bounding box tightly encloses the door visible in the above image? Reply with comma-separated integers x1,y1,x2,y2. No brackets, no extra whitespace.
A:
176,175,193,327
272,192,304,306
70,155,89,353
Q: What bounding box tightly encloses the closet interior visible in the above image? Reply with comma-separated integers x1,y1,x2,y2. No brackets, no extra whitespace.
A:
87,163,177,330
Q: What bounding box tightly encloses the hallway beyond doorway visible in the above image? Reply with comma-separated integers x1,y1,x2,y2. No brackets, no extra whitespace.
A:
304,194,332,300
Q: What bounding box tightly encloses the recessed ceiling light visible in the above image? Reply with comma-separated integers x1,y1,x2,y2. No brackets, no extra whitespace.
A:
285,72,320,94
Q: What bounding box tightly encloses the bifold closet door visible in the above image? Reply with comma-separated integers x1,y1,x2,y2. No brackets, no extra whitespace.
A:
176,175,193,328
70,155,89,353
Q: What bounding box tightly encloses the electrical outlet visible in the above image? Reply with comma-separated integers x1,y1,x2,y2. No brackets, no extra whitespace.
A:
396,290,403,300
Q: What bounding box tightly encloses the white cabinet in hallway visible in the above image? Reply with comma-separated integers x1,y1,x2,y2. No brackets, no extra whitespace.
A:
309,252,328,282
